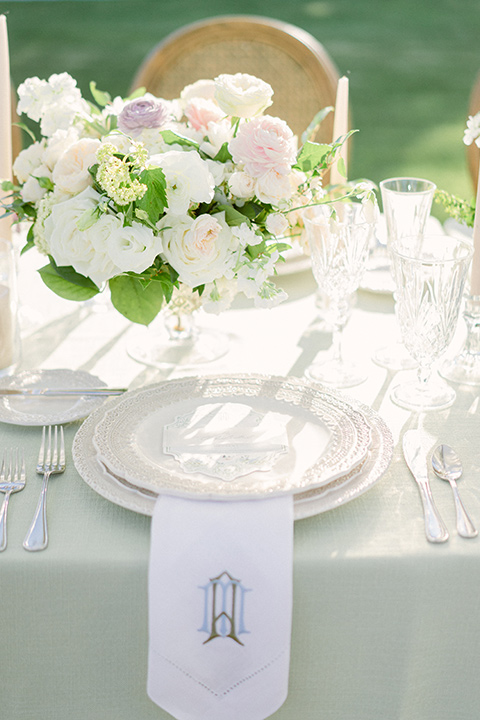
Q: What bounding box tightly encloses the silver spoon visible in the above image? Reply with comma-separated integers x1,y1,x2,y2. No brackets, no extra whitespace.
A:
432,445,478,539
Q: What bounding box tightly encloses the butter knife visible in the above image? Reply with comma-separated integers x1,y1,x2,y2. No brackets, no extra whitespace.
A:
0,388,127,397
402,430,449,543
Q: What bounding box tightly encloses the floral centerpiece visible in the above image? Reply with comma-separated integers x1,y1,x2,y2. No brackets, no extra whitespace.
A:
2,71,373,325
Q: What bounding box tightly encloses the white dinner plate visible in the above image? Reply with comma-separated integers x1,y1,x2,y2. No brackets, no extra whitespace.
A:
72,382,393,520
92,375,372,500
0,369,108,425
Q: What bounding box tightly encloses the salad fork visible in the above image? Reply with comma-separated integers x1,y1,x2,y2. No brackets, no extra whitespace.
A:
23,425,65,552
0,448,26,551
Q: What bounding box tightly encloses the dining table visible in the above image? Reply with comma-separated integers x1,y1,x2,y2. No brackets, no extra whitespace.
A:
2,220,480,720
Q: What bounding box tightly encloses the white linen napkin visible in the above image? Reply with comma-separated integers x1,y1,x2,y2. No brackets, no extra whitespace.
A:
147,493,294,720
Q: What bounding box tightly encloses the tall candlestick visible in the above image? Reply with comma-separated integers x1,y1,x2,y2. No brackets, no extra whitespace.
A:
330,76,349,187
0,15,12,242
470,164,480,294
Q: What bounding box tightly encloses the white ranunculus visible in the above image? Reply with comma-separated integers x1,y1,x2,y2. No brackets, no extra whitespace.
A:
43,187,117,285
149,150,215,216
52,138,101,195
228,171,256,199
255,169,293,205
107,222,163,274
158,211,237,287
214,73,273,118
266,212,289,237
13,141,46,183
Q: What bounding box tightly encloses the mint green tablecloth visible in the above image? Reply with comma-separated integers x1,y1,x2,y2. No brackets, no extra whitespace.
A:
2,236,480,720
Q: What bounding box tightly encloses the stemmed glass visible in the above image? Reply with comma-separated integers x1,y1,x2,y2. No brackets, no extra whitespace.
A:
304,203,375,388
390,235,473,411
373,177,436,369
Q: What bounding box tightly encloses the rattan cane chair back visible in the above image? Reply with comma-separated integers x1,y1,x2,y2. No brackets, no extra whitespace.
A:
130,15,340,145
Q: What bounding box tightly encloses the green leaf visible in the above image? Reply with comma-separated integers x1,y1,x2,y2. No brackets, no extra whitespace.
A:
38,264,100,301
109,274,165,325
125,86,146,100
90,81,112,108
294,141,331,173
13,121,36,143
137,166,168,222
301,106,333,144
213,142,233,162
216,204,251,227
337,157,347,179
160,129,199,149
1,180,14,192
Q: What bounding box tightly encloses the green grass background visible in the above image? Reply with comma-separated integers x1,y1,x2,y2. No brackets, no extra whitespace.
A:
1,0,479,216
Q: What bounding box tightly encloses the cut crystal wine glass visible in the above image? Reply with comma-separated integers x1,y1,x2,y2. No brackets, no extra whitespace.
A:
304,203,375,388
390,235,473,411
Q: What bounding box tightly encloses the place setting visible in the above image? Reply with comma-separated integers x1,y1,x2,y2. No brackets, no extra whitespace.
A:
2,9,480,719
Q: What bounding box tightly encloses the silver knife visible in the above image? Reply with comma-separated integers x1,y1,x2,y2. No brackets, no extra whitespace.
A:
0,388,127,397
403,429,449,543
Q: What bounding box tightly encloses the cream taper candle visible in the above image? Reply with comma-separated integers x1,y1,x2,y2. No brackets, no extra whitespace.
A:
330,76,349,187
0,14,12,242
470,166,480,295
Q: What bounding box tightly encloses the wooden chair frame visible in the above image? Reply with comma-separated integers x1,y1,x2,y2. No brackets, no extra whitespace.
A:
130,15,341,145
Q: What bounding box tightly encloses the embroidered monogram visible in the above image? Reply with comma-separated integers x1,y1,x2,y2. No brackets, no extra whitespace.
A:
199,571,251,646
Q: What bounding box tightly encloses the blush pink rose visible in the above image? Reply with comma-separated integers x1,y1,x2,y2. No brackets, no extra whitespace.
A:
184,97,224,132
228,115,297,178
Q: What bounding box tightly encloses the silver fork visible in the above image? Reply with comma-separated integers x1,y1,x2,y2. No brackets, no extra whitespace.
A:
0,448,26,551
23,425,65,552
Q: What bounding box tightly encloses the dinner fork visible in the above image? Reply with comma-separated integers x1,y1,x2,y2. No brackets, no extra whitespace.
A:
23,425,65,552
0,448,26,551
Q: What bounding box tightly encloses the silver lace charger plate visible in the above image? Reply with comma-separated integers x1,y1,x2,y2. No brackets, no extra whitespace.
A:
72,380,393,519
91,375,372,500
0,369,108,426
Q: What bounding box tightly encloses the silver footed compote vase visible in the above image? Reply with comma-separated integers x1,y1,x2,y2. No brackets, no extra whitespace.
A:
127,286,230,368
390,235,473,411
304,202,375,388
373,176,436,370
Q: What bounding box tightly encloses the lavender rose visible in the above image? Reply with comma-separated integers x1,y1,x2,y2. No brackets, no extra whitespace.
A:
117,95,170,137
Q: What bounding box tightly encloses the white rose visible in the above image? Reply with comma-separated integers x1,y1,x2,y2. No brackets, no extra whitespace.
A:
228,171,256,199
43,128,80,171
255,169,292,205
13,141,46,183
149,150,215,216
52,138,101,195
107,222,163,274
266,212,289,237
214,73,273,118
159,211,237,287
21,170,50,203
180,79,216,103
43,187,118,286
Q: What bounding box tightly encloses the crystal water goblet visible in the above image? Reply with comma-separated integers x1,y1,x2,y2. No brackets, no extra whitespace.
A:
373,176,436,369
304,203,375,388
390,235,473,411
